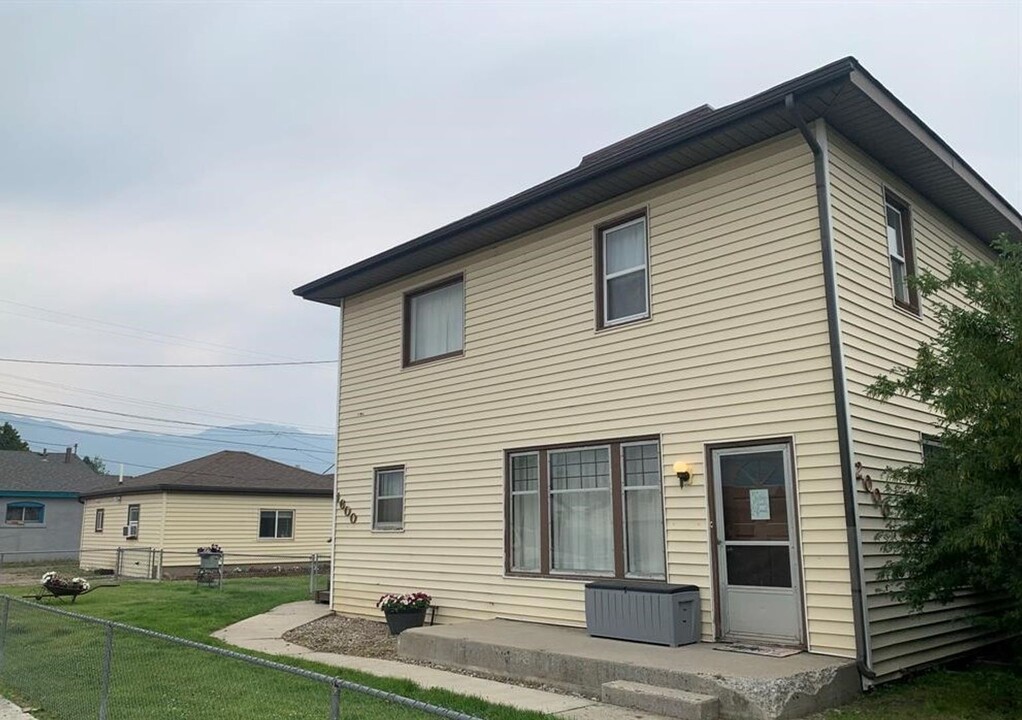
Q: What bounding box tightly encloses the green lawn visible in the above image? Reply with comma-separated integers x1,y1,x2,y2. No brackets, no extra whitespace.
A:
815,664,1022,720
0,578,549,720
3,578,1018,720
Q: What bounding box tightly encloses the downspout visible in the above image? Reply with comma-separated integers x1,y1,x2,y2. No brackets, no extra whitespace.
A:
785,93,876,682
328,299,345,611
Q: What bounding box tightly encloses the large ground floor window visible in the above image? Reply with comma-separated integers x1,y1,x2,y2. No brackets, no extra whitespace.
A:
506,437,666,579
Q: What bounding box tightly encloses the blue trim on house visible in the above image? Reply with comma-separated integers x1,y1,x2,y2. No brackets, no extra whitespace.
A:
0,491,77,498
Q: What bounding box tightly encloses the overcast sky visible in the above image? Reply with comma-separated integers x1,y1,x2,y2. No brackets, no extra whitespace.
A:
1,2,1019,448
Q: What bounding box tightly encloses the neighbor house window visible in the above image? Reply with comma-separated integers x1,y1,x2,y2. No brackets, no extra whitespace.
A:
597,212,650,328
404,276,464,365
505,438,665,579
95,508,105,533
5,502,44,525
885,191,918,313
373,467,405,530
259,510,294,539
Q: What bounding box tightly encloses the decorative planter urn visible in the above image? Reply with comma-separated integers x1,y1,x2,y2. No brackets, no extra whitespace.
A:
198,553,222,570
384,609,427,635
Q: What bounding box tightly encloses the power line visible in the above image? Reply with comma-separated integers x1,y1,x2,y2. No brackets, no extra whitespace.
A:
0,357,335,368
0,370,335,434
0,299,308,362
0,391,330,437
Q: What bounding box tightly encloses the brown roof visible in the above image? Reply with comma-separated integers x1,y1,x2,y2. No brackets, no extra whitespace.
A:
80,450,333,499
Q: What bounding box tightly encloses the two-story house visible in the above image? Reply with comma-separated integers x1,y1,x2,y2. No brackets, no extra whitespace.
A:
295,58,1020,685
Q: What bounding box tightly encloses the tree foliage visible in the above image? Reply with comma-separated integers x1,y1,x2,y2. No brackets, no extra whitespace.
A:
867,235,1022,631
0,422,29,451
83,455,107,474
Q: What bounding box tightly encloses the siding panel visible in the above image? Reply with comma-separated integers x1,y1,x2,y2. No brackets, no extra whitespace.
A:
827,128,999,680
334,132,855,657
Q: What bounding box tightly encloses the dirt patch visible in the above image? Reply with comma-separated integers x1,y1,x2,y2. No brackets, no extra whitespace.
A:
283,614,398,660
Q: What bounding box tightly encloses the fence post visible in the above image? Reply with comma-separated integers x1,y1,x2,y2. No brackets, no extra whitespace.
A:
0,596,10,678
309,554,318,597
98,622,113,720
330,680,340,720
114,548,122,580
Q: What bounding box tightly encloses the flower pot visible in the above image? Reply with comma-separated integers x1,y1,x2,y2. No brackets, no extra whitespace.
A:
384,609,427,635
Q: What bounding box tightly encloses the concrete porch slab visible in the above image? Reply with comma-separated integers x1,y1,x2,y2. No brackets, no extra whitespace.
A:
399,620,859,720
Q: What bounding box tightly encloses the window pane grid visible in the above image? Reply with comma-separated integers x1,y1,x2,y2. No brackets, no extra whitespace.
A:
621,442,665,578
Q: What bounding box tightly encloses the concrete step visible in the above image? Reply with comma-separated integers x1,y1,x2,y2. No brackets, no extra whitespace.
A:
601,681,719,720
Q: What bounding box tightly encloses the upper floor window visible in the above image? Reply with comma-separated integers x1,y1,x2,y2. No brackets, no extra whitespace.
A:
373,467,405,530
404,276,464,365
597,213,650,328
5,501,44,525
95,508,105,533
885,192,919,313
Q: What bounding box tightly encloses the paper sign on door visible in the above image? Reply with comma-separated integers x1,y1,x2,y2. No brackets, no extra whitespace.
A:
749,488,771,521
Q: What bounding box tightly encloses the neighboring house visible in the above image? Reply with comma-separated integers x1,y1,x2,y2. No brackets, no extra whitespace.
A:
0,448,109,561
295,57,1020,686
78,450,333,578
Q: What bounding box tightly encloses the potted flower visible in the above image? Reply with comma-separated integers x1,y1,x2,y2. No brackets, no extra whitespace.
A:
196,544,223,570
376,592,432,635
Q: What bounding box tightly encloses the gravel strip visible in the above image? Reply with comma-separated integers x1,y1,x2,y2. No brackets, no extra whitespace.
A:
283,614,398,660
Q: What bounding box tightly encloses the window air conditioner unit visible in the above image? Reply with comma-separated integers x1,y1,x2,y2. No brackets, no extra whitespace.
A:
123,524,139,539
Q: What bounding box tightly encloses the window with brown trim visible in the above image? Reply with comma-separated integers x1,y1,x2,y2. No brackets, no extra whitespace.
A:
595,212,650,329
885,191,919,313
505,438,665,579
95,508,104,533
403,275,464,366
373,466,405,530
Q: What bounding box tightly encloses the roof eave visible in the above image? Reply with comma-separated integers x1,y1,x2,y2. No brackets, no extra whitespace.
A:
80,484,333,499
294,57,1020,305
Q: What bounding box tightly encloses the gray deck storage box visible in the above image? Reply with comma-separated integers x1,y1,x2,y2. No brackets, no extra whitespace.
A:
584,580,700,647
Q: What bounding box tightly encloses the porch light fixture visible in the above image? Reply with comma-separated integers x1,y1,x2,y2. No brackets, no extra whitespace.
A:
673,461,691,485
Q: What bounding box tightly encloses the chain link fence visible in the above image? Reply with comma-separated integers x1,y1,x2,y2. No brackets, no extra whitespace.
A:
0,596,480,720
1,550,330,601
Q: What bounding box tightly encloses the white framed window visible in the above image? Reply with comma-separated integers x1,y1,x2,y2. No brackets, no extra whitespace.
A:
405,276,464,365
509,453,540,571
885,192,919,313
599,214,650,327
259,510,294,539
373,467,405,530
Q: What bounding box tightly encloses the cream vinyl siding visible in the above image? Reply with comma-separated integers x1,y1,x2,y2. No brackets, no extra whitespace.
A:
333,132,856,657
827,130,1001,680
79,493,165,576
159,493,332,565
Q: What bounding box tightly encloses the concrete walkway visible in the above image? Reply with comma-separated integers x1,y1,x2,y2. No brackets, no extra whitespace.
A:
0,698,36,720
213,601,668,719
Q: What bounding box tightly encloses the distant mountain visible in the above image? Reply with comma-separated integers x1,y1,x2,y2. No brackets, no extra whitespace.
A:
0,413,335,475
